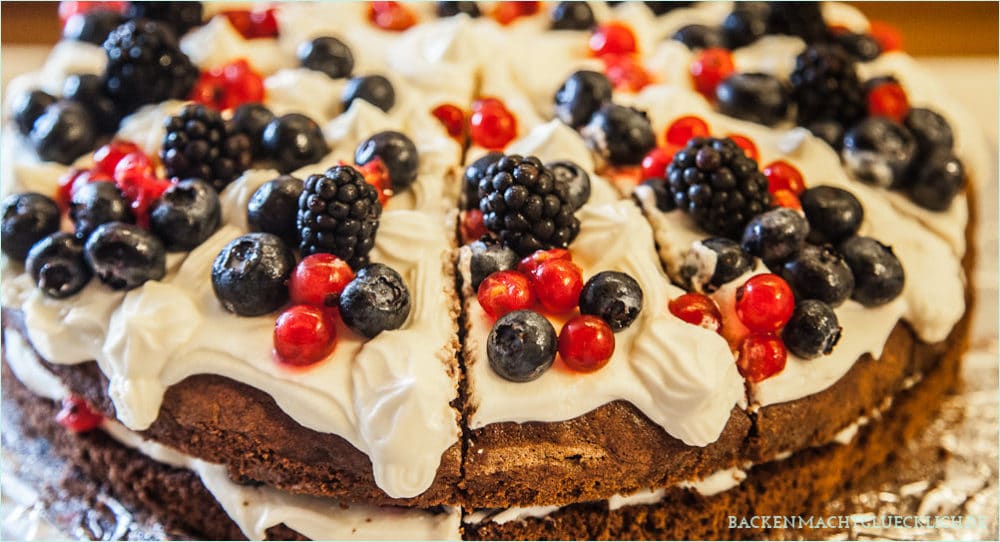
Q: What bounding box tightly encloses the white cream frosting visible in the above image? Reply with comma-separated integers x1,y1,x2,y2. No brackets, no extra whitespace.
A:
180,15,293,76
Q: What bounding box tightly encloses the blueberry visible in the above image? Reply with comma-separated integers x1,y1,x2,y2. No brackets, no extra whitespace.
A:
636,177,675,212
298,36,354,80
836,32,881,61
582,103,656,166
715,73,789,126
261,113,329,174
355,131,419,191
26,233,91,299
85,222,167,291
546,160,591,211
643,1,691,15
908,149,964,211
69,181,133,240
904,107,954,156
550,1,594,30
1,192,61,262
339,263,411,338
248,175,304,246
782,300,842,359
554,70,612,129
837,236,905,307
62,73,120,134
211,233,295,316
487,309,557,382
30,101,96,165
343,75,395,113
62,9,125,45
579,271,643,332
800,186,863,245
437,1,480,17
683,237,753,291
806,119,845,149
149,179,221,251
740,207,809,265
463,152,503,210
231,102,275,156
672,24,726,50
12,89,57,136
722,2,769,48
468,238,518,290
841,117,917,188
780,244,854,306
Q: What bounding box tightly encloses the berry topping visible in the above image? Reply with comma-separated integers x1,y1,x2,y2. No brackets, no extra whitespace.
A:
762,160,806,195
837,236,905,307
189,59,266,112
727,134,759,162
771,189,802,211
12,89,57,136
112,152,169,228
298,166,382,268
835,31,882,62
63,73,120,134
478,270,535,319
432,103,466,139
780,245,854,307
274,305,338,367
667,137,771,239
715,73,789,126
672,24,726,50
908,149,965,211
790,43,865,130
766,1,827,41
463,152,503,210
487,309,557,382
1,192,61,262
369,1,417,31
469,97,518,150
343,75,396,113
212,233,295,316
640,147,675,181
477,155,581,256
721,2,769,48
683,237,753,292
736,333,787,382
339,263,412,338
735,273,795,332
636,177,676,212
602,53,652,93
517,248,571,275
93,140,142,176
232,103,276,157
554,70,613,129
492,1,539,25
262,113,329,174
63,8,125,44
56,396,103,433
841,117,917,188
161,104,253,193
468,238,519,290
58,169,113,210
668,292,723,333
664,115,710,147
799,186,864,245
904,107,954,155
248,175,304,247
867,80,910,123
437,1,480,18
149,179,221,251
30,100,96,165
26,233,92,299
740,207,809,265
531,258,583,314
85,222,167,291
782,299,842,359
868,20,903,53
582,103,656,166
289,253,355,309
579,270,643,332
247,8,278,38
298,36,355,80
589,22,638,57
551,1,595,31
125,1,204,37
59,1,127,27
559,315,615,373
546,160,592,211
70,181,133,240
690,47,735,98
355,131,419,191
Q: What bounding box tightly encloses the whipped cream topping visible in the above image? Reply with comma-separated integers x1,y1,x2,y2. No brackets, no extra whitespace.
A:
180,15,293,76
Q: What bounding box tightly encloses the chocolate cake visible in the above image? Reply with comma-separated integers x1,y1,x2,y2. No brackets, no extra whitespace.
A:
0,1,986,540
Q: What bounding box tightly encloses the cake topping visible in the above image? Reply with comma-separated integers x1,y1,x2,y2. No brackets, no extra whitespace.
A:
740,207,809,265
668,292,723,333
531,257,584,314
492,1,539,25
289,253,355,309
781,299,842,359
682,237,753,292
84,221,167,290
602,52,653,93
188,58,266,112
431,103,466,139
578,270,643,332
690,47,735,98
1,192,61,262
56,395,104,433
790,43,866,138
298,36,355,80
665,115,710,147
149,179,221,252
125,1,204,38
834,30,882,62
799,186,863,245
477,269,534,319
343,75,396,113
837,236,905,307
779,244,855,307
211,232,294,316
62,73,119,134
26,232,91,298
909,149,965,211
582,103,656,166
462,152,503,209
762,160,805,196
30,100,96,165
589,22,637,57
354,131,419,191
550,1,595,31
247,175,304,246
715,72,789,126
721,2,769,48
736,333,787,382
369,1,417,32
841,116,917,188
866,79,910,123
734,273,795,333
261,113,329,174
487,309,557,382
297,165,382,268
69,181,133,240
12,89,57,137
469,97,517,150
338,263,412,338
273,304,338,367
437,1,480,19
545,160,591,211
672,24,726,51
230,103,276,157
727,133,759,162
62,5,125,45
904,107,955,156
640,147,675,184
161,104,253,192
554,70,613,130
468,238,519,291
558,315,615,373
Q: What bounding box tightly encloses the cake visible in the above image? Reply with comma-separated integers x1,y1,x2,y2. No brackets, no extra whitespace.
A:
0,1,986,540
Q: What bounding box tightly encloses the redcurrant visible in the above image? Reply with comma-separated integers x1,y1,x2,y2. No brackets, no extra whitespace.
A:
559,315,615,373
274,305,338,367
736,333,787,382
690,47,735,98
531,258,584,314
590,22,638,57
735,274,795,332
664,115,710,147
867,81,910,123
763,160,806,195
478,270,535,318
668,292,723,332
469,98,517,150
517,248,572,276
290,254,355,309
432,103,466,139
56,395,103,433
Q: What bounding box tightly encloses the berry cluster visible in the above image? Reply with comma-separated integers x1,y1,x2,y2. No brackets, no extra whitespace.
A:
160,104,253,193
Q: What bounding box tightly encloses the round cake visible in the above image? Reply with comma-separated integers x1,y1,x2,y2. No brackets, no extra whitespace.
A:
0,1,986,540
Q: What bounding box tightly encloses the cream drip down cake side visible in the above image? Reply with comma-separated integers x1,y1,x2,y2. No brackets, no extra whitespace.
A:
0,1,986,540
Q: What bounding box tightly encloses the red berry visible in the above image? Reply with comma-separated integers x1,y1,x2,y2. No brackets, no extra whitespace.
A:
189,71,228,110
690,47,735,98
460,209,489,244
472,97,504,112
248,8,279,38
432,103,466,139
493,1,539,25
668,292,723,333
192,59,266,111
369,1,417,32
356,158,393,205
56,396,103,433
869,20,903,52
735,274,795,332
517,248,572,276
531,259,583,314
590,22,638,57
558,315,615,373
736,333,787,382
771,189,802,211
58,1,127,28
469,98,517,150
274,305,338,367
727,133,759,162
763,160,806,195
113,152,168,228
290,254,355,309
602,54,651,93
57,168,111,209
94,139,142,176
220,9,254,38
640,146,677,181
664,115,710,147
477,270,535,319
113,151,154,181
867,81,910,123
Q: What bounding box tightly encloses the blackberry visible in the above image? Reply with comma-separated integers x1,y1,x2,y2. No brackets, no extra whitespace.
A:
790,44,865,130
766,2,828,44
463,152,503,210
161,104,252,192
477,154,581,257
298,165,382,269
666,137,771,238
125,1,203,38
102,19,199,114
